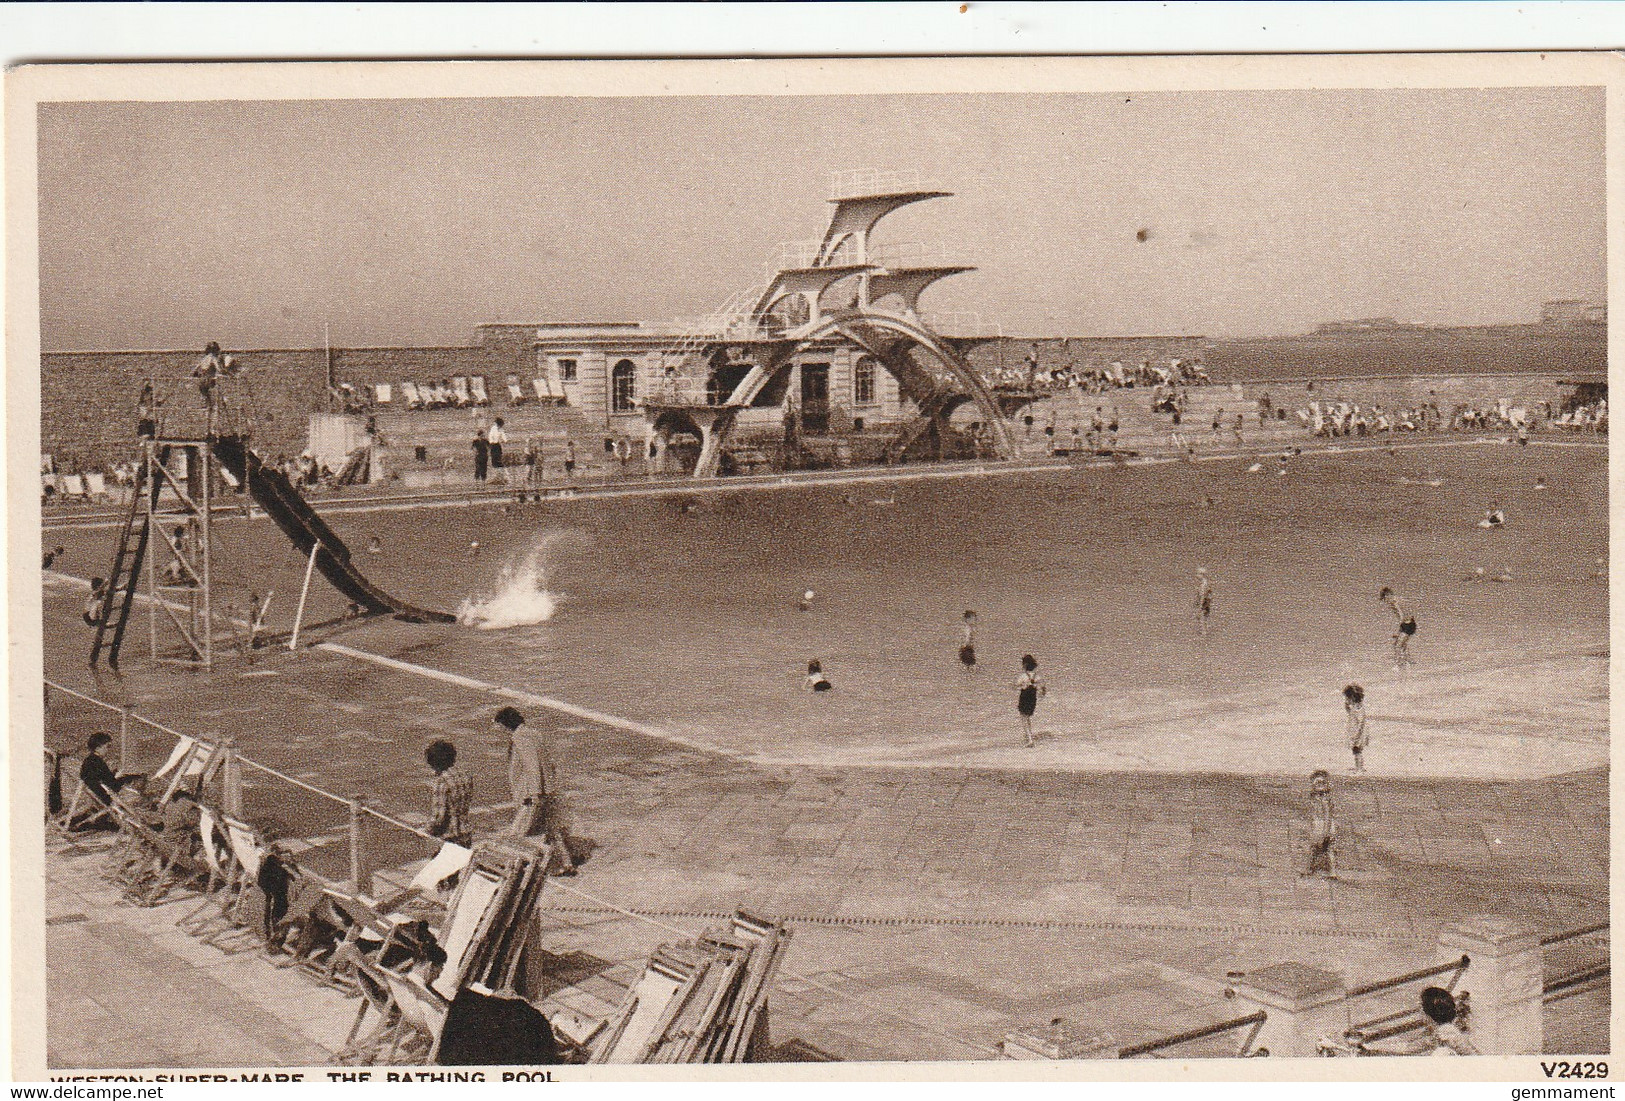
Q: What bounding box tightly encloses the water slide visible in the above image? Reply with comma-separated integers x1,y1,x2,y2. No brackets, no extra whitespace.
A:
211,435,456,624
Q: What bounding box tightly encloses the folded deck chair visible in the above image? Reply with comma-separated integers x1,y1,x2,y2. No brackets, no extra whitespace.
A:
400,382,424,410
451,377,473,406
373,383,393,406
469,376,490,405
430,858,509,1002
592,950,694,1063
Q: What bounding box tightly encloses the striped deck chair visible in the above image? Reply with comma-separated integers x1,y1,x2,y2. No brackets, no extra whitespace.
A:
400,382,424,410
450,377,473,407
469,376,490,406
506,375,529,405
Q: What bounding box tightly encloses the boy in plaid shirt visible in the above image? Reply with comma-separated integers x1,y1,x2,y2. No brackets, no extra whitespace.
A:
426,739,474,847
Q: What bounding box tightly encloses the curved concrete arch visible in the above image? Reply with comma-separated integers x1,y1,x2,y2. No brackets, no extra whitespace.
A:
704,307,1016,475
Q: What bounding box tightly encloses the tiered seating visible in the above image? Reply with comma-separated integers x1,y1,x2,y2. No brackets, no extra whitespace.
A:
374,405,614,485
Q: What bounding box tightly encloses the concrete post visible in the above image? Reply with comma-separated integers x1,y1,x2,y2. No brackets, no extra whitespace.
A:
1438,916,1543,1054
1000,1019,1119,1060
221,738,243,817
1228,962,1347,1057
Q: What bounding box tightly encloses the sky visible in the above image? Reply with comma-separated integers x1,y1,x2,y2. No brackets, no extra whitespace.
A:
36,86,1605,350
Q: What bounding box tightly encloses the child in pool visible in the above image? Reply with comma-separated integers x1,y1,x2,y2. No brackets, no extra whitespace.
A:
804,660,832,692
958,610,978,669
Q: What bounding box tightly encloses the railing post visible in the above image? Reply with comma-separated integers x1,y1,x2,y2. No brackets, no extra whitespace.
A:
118,706,132,774
1228,963,1347,1058
1438,916,1543,1054
221,737,243,817
349,797,367,895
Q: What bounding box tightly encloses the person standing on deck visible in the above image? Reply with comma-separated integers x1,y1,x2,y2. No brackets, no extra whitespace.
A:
1344,684,1368,772
497,707,577,873
425,739,474,848
1300,770,1337,878
472,430,490,483
487,418,508,482
1014,654,1046,749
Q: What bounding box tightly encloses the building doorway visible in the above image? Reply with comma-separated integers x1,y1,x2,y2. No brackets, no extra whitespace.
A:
800,362,830,434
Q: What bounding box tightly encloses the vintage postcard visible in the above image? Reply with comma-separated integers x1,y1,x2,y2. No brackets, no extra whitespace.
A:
6,53,1616,1081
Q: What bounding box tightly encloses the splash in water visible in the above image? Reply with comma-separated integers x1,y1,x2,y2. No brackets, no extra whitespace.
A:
456,537,564,629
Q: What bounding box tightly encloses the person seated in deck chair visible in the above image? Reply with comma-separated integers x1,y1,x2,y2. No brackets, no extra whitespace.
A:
72,732,144,828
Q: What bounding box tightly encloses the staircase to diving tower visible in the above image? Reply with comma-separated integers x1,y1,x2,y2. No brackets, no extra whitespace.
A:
645,171,1018,477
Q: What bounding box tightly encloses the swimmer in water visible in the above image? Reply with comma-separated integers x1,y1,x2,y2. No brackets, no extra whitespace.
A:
1195,568,1213,635
804,660,832,692
958,610,978,669
1477,505,1506,529
367,536,383,555
42,545,65,569
469,540,482,557
798,589,815,613
1534,475,1547,491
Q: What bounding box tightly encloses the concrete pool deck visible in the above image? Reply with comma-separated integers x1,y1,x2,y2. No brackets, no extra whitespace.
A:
40,594,1608,1064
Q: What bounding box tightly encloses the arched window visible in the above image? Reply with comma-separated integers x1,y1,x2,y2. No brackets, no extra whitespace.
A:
853,356,878,406
611,359,637,413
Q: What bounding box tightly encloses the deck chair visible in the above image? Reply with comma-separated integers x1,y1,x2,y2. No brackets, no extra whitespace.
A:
373,383,393,406
401,382,424,410
178,807,241,935
372,841,472,917
154,737,222,805
469,376,490,406
592,951,693,1063
379,970,452,1064
338,955,405,1064
114,798,206,907
430,855,513,1003
451,377,473,406
201,816,267,952
533,377,564,405
54,769,115,835
60,474,88,501
84,472,109,501
506,376,529,405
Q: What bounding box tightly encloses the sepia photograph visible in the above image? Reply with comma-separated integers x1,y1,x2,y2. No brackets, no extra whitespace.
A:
9,53,1612,1076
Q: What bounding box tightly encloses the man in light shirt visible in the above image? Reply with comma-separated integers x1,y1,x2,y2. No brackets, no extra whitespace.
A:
496,707,577,873
487,417,508,473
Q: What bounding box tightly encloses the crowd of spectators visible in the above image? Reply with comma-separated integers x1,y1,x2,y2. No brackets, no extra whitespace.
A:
982,350,1211,395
